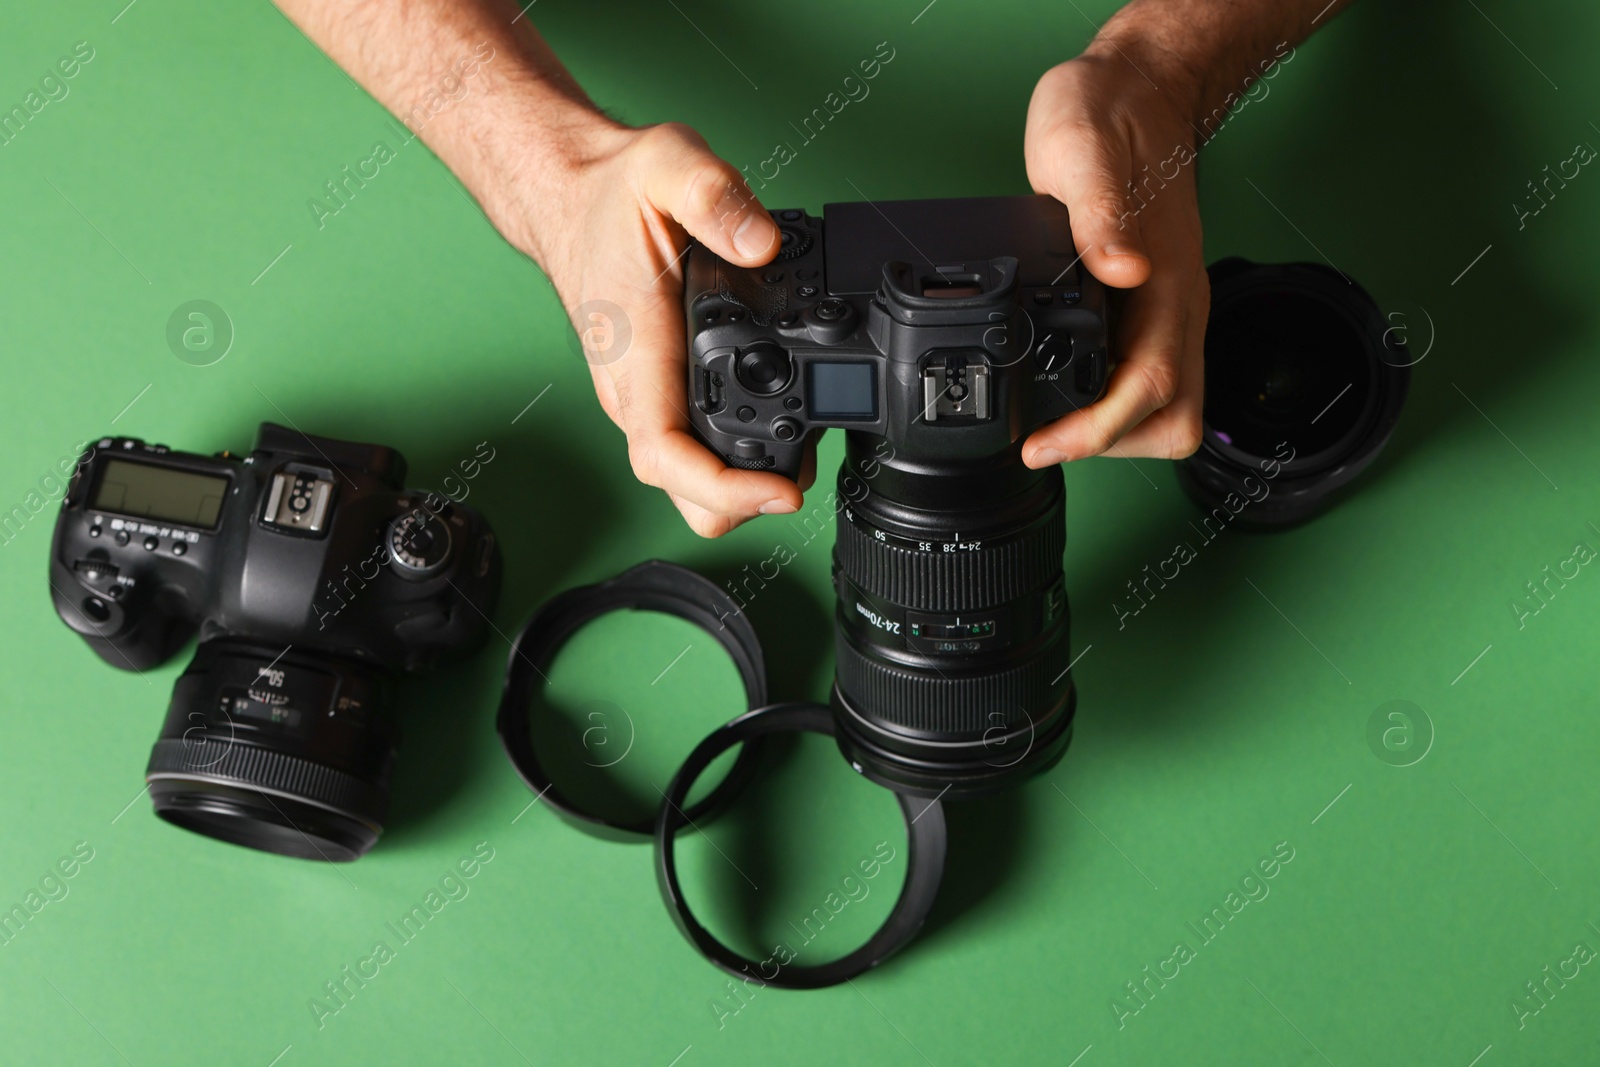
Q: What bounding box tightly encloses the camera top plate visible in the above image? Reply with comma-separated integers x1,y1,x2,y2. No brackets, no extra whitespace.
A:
683,195,1111,479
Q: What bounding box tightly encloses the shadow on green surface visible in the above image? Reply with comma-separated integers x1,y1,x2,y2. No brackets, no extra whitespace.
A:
917,787,1036,949
699,559,835,707
1057,0,1593,742
380,425,618,849
1207,0,1585,501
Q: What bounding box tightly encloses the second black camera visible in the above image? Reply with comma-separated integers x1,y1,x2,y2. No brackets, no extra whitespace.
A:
50,423,501,861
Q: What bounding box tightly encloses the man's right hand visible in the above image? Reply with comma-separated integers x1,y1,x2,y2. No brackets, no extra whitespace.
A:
510,120,809,537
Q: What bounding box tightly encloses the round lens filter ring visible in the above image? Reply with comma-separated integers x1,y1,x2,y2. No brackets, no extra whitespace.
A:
496,560,769,839
655,702,947,990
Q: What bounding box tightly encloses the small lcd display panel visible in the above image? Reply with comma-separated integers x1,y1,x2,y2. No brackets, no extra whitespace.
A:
91,459,228,529
808,362,878,419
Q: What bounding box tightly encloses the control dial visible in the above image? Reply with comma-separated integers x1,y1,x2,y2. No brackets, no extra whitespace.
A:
774,225,814,261
735,343,792,396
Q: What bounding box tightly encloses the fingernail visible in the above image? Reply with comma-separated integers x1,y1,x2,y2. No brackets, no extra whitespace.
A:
1102,243,1142,258
1031,448,1068,467
732,213,773,260
758,499,796,515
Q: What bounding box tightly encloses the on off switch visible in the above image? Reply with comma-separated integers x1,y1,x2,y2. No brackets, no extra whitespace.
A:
1033,333,1073,373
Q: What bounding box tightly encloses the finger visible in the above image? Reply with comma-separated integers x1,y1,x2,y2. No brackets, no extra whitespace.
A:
587,361,622,426
629,423,803,523
610,304,804,523
1114,270,1208,458
1031,120,1151,290
795,441,817,494
638,123,780,267
1022,268,1188,466
667,492,751,539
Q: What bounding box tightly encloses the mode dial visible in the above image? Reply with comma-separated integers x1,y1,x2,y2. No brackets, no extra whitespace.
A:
387,509,453,579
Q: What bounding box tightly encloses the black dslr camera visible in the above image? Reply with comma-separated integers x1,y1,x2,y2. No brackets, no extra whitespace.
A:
50,423,501,860
686,195,1409,801
687,196,1108,798
687,195,1109,479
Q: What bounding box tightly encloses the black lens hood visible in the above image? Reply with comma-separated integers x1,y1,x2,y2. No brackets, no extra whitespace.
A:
1177,258,1411,527
496,560,769,840
498,562,948,987
655,702,946,990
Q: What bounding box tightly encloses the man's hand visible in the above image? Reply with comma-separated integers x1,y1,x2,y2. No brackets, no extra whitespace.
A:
1022,46,1208,469
270,0,808,538
1021,0,1354,469
515,119,808,537
273,0,1349,527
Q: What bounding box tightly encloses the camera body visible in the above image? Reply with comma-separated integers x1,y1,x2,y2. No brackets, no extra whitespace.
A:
685,196,1109,797
50,423,501,860
52,423,497,671
685,195,1111,478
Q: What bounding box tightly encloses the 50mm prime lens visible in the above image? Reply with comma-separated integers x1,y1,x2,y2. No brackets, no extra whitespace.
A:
146,639,397,861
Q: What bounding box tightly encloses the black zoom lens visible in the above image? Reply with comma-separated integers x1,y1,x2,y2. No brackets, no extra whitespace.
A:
145,639,396,861
830,435,1074,798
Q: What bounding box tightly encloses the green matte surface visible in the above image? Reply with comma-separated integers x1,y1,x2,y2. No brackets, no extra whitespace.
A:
3,1,1598,1064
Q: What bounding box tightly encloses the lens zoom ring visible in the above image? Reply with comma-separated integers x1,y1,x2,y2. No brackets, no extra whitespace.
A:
835,511,1065,612
146,739,389,824
834,633,1071,735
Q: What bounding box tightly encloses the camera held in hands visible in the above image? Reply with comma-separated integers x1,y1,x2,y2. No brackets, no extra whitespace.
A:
687,196,1109,479
50,423,501,861
687,195,1111,798
686,195,1410,803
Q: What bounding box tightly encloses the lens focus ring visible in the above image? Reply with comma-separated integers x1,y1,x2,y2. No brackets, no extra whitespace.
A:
834,505,1065,612
146,739,388,827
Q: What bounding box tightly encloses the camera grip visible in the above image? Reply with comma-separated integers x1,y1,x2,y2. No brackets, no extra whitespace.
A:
80,619,193,672
54,591,193,672
684,381,809,482
705,432,807,483
49,553,194,672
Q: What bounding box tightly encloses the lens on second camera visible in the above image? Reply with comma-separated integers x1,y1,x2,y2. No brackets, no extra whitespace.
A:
145,639,396,861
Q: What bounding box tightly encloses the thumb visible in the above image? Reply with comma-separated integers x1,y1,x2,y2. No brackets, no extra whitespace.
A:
1037,128,1151,289
639,123,780,266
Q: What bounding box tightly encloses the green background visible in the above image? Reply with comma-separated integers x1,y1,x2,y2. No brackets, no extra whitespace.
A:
2,0,1597,1064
